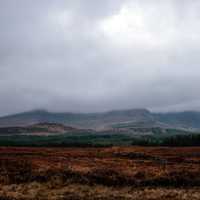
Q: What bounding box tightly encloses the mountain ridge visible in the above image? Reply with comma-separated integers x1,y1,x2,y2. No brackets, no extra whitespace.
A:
0,108,200,130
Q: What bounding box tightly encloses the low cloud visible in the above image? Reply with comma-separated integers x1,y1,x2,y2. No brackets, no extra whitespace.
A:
0,0,200,116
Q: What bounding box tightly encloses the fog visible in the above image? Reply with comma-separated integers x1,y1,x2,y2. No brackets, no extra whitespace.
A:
1,0,200,116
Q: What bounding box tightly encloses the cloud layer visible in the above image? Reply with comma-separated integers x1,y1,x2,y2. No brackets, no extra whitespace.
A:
1,0,200,116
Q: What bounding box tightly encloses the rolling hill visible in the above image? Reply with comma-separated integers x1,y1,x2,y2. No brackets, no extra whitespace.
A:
0,109,154,129
0,109,200,131
0,123,80,136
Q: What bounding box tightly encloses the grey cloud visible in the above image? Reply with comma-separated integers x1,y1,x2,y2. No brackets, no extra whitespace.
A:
0,0,200,116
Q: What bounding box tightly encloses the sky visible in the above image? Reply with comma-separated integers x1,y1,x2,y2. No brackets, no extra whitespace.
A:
1,0,200,116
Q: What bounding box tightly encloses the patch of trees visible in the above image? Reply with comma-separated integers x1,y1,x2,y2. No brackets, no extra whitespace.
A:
131,134,200,146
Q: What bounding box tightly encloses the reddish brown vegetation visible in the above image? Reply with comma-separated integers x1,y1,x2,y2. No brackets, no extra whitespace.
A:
0,147,200,199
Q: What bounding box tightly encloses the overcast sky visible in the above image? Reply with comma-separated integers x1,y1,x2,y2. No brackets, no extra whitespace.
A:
1,0,200,116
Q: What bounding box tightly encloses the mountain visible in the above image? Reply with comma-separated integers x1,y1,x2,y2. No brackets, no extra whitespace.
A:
0,109,200,131
0,109,154,129
153,111,200,130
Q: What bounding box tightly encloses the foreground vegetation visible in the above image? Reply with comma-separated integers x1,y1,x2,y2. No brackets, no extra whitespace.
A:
0,147,200,199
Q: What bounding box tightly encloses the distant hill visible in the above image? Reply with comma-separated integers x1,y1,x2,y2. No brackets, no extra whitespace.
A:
153,111,200,130
0,122,79,136
0,109,200,131
0,109,154,129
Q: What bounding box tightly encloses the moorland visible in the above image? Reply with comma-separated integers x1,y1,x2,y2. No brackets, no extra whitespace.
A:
1,147,200,200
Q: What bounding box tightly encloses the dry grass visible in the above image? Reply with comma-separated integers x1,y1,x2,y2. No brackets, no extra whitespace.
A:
1,183,200,200
0,147,200,199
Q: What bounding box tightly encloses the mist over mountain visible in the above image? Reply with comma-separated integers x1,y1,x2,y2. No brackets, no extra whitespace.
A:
0,109,200,131
1,1,200,136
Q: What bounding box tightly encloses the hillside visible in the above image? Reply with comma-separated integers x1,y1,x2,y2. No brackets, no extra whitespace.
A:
0,123,79,136
0,109,200,131
0,109,154,129
153,111,200,130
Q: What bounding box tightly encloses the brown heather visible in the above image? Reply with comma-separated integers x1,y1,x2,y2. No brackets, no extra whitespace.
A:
0,147,200,199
